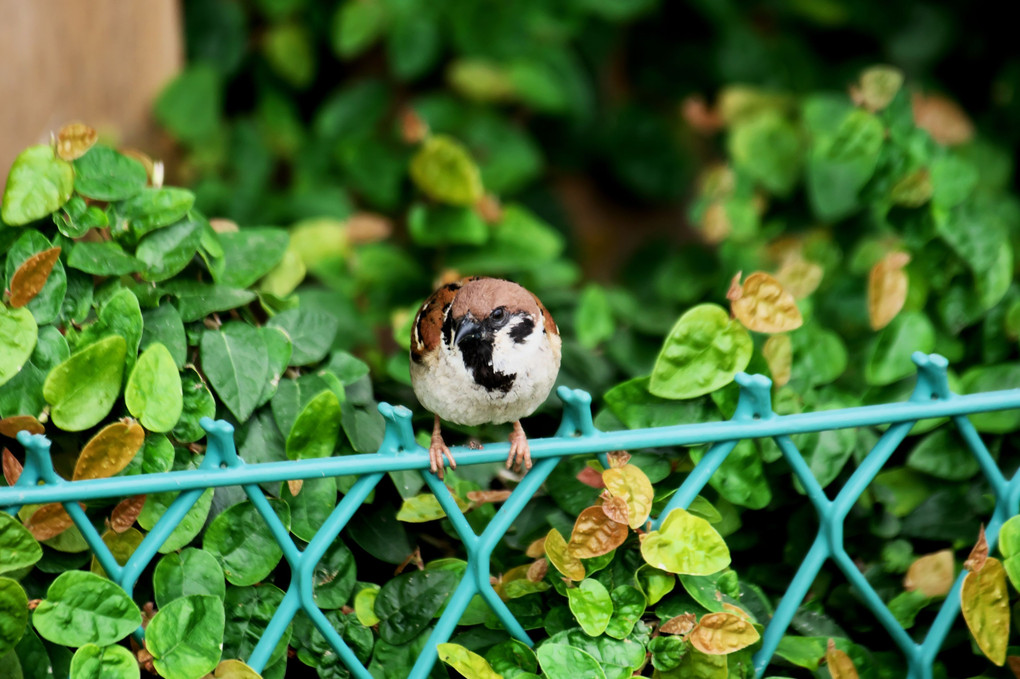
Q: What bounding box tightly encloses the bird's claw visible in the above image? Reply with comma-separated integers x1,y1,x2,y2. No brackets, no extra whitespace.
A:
506,423,532,474
429,436,456,480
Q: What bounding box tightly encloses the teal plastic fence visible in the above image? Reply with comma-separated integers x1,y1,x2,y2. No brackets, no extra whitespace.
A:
3,351,1020,679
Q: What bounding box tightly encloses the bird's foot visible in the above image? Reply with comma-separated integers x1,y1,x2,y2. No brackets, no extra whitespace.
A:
429,418,456,480
506,421,532,474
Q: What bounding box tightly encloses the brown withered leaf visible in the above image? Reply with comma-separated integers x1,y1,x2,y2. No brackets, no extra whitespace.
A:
26,502,80,541
601,496,630,525
209,218,239,233
525,536,547,559
56,122,98,160
825,639,859,679
575,465,605,489
688,612,761,655
110,495,147,533
347,213,393,244
602,464,654,529
730,272,803,333
660,612,697,635
475,194,503,224
467,490,513,504
287,479,304,497
3,448,22,485
606,451,631,468
568,506,628,559
1007,656,1020,678
400,108,429,144
775,257,824,300
0,415,45,438
527,558,548,582
73,420,145,481
904,549,955,597
912,91,974,146
9,247,62,309
868,251,911,331
700,201,731,244
681,94,724,135
762,334,792,388
965,525,989,573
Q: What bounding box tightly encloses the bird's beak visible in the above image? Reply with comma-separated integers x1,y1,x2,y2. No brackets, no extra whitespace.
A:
454,317,482,346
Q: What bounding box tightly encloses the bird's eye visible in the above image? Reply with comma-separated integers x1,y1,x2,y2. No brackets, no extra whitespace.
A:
490,307,507,325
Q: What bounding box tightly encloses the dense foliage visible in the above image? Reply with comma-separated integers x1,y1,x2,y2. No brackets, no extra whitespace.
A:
3,0,1020,677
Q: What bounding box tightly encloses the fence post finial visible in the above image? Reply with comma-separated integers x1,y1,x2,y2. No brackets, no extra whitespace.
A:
378,403,417,454
200,417,239,468
555,386,596,437
733,372,774,421
910,352,951,402
16,430,60,485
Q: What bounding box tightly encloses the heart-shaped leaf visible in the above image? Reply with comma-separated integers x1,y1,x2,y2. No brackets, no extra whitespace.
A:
125,343,183,432
1,145,74,225
641,508,730,575
0,304,38,388
32,571,141,647
146,595,225,679
43,335,126,431
73,420,145,481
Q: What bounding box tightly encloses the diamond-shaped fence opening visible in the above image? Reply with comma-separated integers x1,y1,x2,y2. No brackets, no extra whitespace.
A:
4,352,1020,679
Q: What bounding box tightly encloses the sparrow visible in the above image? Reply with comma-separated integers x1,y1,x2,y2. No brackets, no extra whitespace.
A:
410,276,562,478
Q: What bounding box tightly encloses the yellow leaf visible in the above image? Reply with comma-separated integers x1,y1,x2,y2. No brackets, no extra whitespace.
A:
0,415,45,438
72,420,145,481
568,506,628,559
525,536,546,559
849,65,904,113
825,639,859,679
730,272,803,333
91,527,144,578
961,556,1009,666
602,464,653,529
868,251,910,330
688,611,761,655
396,493,469,523
774,256,823,299
660,612,697,635
56,122,98,161
437,643,503,679
9,247,62,309
762,334,792,387
904,549,954,597
544,528,584,582
213,659,263,678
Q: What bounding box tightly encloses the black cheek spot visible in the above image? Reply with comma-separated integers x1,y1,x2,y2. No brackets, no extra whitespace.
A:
509,318,535,344
460,339,516,393
441,311,456,346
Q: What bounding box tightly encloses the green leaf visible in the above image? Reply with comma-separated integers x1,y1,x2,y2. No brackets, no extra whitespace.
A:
341,399,385,453
485,639,538,677
154,64,222,145
905,426,981,481
312,539,357,609
605,378,720,430
146,595,225,679
0,578,28,657
201,322,270,422
788,323,848,386
729,111,803,196
4,232,66,325
115,188,196,240
409,135,484,206
0,514,42,576
1,145,73,226
262,22,315,88
53,195,108,238
930,154,978,210
31,325,68,375
642,508,730,575
374,569,458,644
437,643,502,679
209,227,290,289
68,643,139,679
567,579,613,637
961,363,1020,433
331,0,387,58
125,343,183,432
141,304,187,369
67,241,140,276
286,390,342,459
153,548,226,609
203,498,290,586
999,515,1020,559
649,304,753,399
135,216,203,282
32,571,140,647
172,368,217,443
42,335,126,431
605,585,646,640
888,589,930,629
267,308,339,366
75,288,143,379
0,304,38,388
165,281,257,322
138,488,214,554
396,493,469,523
354,585,381,627
691,439,771,509
536,643,606,679
575,284,614,349
807,108,884,220
257,326,293,407
864,310,935,386
544,629,644,678
387,12,440,81
72,145,148,201
407,203,488,246
223,584,290,668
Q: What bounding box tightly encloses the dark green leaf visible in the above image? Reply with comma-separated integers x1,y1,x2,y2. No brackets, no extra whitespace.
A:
203,498,290,586
0,578,28,657
72,145,148,201
807,109,884,220
283,477,336,542
135,216,203,282
154,64,222,145
313,539,357,609
864,310,935,386
164,281,258,322
153,548,226,609
407,203,488,246
267,308,339,366
172,368,217,443
201,322,270,422
223,584,290,667
67,241,140,276
141,304,187,369
210,227,289,289
375,569,458,644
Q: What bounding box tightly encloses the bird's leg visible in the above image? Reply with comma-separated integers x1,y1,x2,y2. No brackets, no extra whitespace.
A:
506,421,532,473
429,414,456,480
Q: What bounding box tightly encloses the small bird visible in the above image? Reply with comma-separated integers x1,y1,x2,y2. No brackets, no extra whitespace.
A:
410,276,561,478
